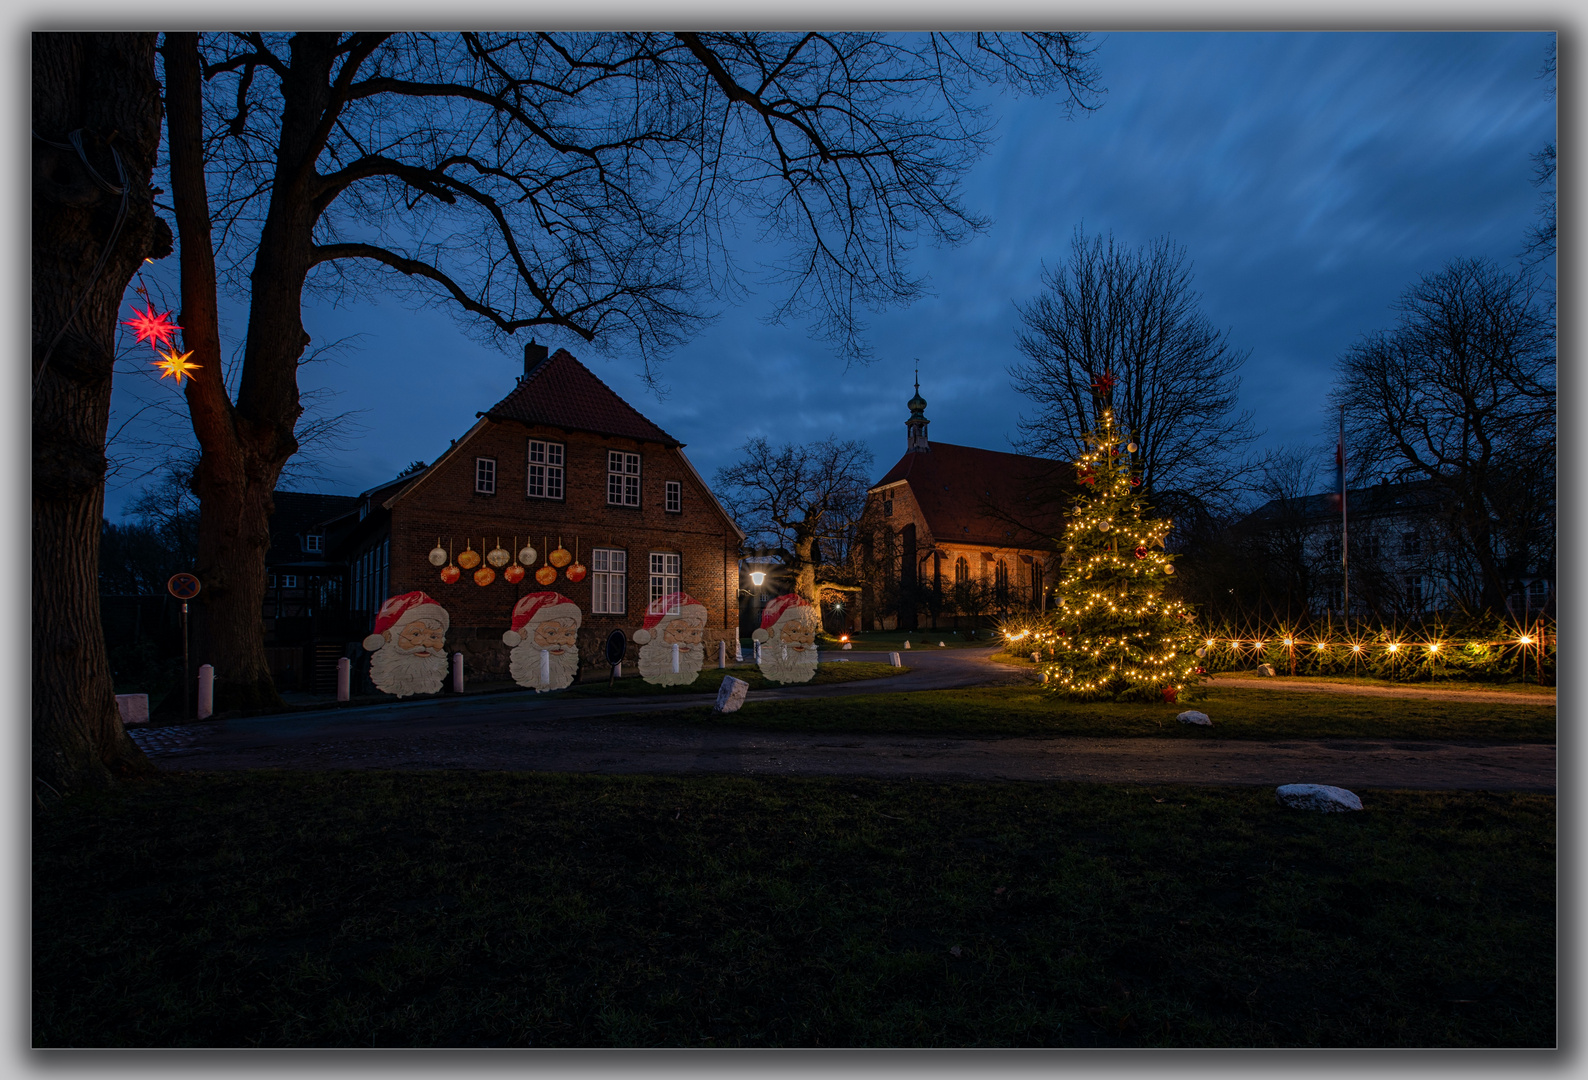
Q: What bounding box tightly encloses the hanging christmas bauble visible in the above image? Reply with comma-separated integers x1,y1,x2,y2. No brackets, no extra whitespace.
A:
1195,647,1207,658
458,543,481,570
441,564,461,584
549,538,571,568
503,564,525,584
1127,442,1138,453
1163,563,1176,575
1098,521,1111,532
486,540,511,568
1130,477,1141,487
565,539,586,582
474,566,496,587
428,540,448,567
535,565,558,585
518,543,537,566
1134,546,1148,559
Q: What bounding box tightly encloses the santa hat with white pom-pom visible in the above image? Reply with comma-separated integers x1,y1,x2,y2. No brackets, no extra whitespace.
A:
501,591,580,646
751,592,814,642
363,592,448,652
632,592,706,645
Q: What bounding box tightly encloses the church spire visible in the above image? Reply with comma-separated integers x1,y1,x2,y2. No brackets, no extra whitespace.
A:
906,367,929,453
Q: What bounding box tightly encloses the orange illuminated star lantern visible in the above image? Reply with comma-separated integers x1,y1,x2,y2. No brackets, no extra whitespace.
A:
153,347,201,384
123,303,181,348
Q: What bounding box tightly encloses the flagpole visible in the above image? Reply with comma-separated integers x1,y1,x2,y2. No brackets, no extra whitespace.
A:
1339,404,1349,618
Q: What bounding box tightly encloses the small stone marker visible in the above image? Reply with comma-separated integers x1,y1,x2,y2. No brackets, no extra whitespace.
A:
1276,783,1363,812
1177,710,1212,726
939,641,946,647
889,651,902,667
1257,663,1276,677
714,675,750,714
904,640,911,649
115,694,149,726
842,642,852,650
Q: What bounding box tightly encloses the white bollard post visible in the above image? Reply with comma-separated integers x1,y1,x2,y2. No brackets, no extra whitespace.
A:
671,641,681,674
718,639,727,669
614,662,622,678
734,638,743,662
889,651,902,668
452,652,464,693
197,664,214,719
540,648,551,687
337,657,351,701
904,640,912,649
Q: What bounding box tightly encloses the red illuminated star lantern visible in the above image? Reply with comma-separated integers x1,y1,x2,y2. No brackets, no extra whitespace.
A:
1090,370,1117,397
153,347,201,384
123,303,182,349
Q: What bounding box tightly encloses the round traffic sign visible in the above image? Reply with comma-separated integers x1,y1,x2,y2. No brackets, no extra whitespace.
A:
167,573,201,600
604,629,628,665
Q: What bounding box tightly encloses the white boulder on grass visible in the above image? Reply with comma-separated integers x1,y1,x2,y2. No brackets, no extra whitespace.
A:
1276,784,1363,812
1177,710,1212,726
714,676,750,714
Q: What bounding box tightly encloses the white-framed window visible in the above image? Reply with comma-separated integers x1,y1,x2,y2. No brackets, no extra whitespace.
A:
608,451,641,507
282,574,298,589
649,552,680,613
304,533,323,553
591,548,627,615
475,457,497,495
527,440,564,500
665,480,681,514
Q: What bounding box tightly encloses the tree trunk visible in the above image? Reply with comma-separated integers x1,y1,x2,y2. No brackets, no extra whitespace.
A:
32,32,169,794
164,33,320,712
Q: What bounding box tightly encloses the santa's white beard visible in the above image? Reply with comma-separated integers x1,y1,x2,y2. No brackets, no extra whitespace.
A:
509,642,580,691
370,646,447,697
758,641,819,683
637,640,704,685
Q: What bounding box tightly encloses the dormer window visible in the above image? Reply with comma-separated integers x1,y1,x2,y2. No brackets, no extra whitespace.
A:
304,533,323,553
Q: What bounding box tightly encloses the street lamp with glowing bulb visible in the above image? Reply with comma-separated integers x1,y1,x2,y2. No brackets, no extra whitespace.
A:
749,570,766,587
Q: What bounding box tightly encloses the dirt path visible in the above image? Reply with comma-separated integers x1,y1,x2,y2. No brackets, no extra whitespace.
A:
133,646,1554,791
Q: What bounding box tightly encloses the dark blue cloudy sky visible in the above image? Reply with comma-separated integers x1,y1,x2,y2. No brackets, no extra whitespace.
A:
104,30,1555,517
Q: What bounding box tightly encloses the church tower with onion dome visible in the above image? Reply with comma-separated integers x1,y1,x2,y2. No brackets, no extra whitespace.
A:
905,370,930,453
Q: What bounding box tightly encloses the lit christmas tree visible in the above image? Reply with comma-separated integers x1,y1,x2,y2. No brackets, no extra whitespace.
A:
1044,388,1202,702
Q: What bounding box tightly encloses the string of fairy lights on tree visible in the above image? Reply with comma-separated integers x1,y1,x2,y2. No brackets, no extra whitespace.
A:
1038,372,1203,702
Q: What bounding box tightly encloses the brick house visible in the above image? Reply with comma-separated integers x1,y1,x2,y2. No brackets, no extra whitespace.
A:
861,379,1071,630
333,343,745,679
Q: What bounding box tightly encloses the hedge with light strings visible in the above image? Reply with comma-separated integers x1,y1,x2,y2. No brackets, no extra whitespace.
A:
999,613,1555,686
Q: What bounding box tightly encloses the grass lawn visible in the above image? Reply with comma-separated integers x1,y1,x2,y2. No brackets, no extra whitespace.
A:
619,684,1555,742
1211,671,1557,696
34,772,1553,1047
565,661,905,697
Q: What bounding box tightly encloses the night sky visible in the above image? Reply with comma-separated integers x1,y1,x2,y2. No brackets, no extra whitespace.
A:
104,30,1556,518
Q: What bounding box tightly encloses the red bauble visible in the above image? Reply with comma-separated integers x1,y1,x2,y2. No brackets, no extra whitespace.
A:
1133,546,1148,559
440,565,461,584
1130,477,1141,487
503,564,525,584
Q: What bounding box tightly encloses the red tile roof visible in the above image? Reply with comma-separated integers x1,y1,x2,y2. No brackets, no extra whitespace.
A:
872,442,1073,549
481,349,680,446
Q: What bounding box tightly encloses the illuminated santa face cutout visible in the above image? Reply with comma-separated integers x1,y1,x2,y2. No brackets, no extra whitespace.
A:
503,592,582,691
752,594,820,683
363,592,450,697
633,592,708,686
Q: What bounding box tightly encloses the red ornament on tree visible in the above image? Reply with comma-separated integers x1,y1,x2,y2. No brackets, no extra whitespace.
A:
123,303,181,348
1134,546,1148,559
1090,371,1117,397
1160,685,1178,704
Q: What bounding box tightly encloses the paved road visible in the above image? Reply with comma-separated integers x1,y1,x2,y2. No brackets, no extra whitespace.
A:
133,646,1554,792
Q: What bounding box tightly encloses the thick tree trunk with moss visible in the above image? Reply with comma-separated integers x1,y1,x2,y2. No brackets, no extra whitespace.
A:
32,33,169,794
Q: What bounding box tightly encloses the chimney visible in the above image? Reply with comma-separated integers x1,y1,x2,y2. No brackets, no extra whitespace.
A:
523,339,549,377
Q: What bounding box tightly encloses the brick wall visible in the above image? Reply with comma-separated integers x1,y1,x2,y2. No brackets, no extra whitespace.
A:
389,419,741,674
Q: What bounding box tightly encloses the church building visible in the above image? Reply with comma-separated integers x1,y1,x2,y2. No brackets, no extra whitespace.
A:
862,379,1071,631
